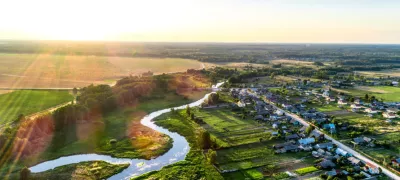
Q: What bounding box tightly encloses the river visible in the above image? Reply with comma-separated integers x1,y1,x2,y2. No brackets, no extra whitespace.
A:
29,82,224,180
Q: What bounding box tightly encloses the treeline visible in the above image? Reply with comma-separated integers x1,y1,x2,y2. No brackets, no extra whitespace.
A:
2,41,399,64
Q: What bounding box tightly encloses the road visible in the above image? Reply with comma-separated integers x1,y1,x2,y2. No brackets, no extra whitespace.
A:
248,90,400,179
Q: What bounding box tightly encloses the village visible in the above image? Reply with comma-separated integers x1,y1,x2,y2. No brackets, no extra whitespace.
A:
219,75,400,179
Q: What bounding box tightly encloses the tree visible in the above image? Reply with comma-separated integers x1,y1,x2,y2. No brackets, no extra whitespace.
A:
199,131,212,149
347,176,354,180
72,87,78,95
305,126,315,135
262,165,278,176
20,167,30,180
270,72,276,79
186,105,191,115
365,94,369,101
190,113,195,120
207,149,217,164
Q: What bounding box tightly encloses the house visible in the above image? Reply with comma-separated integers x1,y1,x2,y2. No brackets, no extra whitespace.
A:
290,119,300,126
283,145,300,152
354,99,364,105
338,99,348,105
353,137,366,145
392,81,399,86
310,129,324,140
326,96,336,102
254,115,264,120
237,100,246,107
271,132,279,136
364,162,380,174
298,137,315,145
319,159,336,169
323,123,336,133
347,157,361,165
386,107,399,113
282,103,292,109
314,142,333,150
322,91,330,97
285,134,300,141
365,107,378,114
335,148,349,156
272,123,279,129
351,104,362,109
276,110,284,116
383,112,396,119
391,158,400,167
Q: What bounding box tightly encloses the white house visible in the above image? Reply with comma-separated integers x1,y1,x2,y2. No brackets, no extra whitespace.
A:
237,101,246,107
322,91,330,97
335,148,349,156
276,110,284,116
383,112,396,119
365,108,378,114
392,81,399,86
350,104,362,109
338,99,348,105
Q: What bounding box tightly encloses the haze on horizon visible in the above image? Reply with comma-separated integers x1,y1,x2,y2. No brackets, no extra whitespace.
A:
1,0,399,44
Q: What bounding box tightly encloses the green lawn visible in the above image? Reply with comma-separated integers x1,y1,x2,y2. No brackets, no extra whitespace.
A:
309,103,342,112
0,90,73,124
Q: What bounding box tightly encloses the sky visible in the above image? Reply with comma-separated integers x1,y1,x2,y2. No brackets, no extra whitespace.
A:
0,0,399,43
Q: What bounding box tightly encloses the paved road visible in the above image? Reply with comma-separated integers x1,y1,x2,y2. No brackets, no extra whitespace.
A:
247,90,400,179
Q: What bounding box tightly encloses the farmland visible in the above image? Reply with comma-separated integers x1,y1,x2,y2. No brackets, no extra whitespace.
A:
0,53,203,88
197,107,313,178
0,90,73,124
333,86,400,102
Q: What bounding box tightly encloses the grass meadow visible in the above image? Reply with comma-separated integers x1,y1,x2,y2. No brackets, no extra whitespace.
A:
0,90,73,124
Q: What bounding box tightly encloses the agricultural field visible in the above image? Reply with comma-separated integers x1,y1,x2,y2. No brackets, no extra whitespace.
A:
270,59,319,69
333,86,400,102
0,90,73,124
196,107,314,178
355,69,400,78
0,53,203,88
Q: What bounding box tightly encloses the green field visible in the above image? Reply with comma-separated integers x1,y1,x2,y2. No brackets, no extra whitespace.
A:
192,107,313,178
295,166,319,175
199,108,272,147
0,90,73,124
334,86,400,102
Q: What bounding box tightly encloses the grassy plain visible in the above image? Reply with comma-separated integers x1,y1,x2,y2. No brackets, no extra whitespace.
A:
0,90,73,124
0,53,202,88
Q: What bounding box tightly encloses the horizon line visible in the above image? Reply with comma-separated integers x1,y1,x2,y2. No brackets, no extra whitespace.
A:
0,39,400,45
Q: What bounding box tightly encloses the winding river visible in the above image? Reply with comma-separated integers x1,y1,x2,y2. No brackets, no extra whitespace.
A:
29,82,224,180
